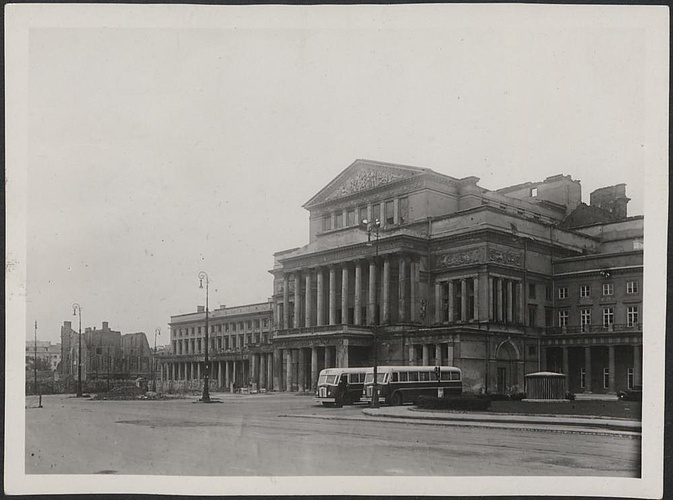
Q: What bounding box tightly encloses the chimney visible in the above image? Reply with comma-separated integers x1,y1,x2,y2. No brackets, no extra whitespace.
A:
85,327,92,333
197,305,205,313
102,321,109,331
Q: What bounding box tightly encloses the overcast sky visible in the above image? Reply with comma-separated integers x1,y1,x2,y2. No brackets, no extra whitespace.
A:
13,4,667,345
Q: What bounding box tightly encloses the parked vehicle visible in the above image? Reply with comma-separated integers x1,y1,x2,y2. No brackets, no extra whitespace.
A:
361,366,462,406
314,367,368,406
617,385,642,401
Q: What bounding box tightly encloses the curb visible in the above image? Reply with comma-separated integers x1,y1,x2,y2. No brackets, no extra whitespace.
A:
360,408,641,433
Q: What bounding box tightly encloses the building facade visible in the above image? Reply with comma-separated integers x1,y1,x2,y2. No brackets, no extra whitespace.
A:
159,159,643,395
25,340,61,372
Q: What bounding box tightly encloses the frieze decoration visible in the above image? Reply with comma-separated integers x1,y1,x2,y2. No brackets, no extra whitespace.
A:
325,169,403,201
438,249,481,268
488,248,522,267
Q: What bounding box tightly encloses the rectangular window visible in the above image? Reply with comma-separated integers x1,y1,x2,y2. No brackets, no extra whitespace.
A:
528,305,537,327
399,372,408,382
528,283,536,299
358,206,368,224
385,200,394,225
347,210,355,226
531,187,538,197
627,368,634,389
580,308,591,331
627,281,639,294
399,197,409,223
232,323,236,332
372,203,381,223
602,283,614,296
323,214,332,231
558,310,569,327
419,372,430,381
579,285,591,298
197,326,202,334
545,286,553,300
603,307,614,327
627,306,639,327
558,287,568,299
334,212,343,229
580,368,586,389
603,368,610,389
408,371,419,382
545,307,553,327
217,324,222,332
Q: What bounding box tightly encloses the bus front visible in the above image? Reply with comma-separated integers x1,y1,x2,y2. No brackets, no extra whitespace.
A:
361,371,388,404
314,370,340,406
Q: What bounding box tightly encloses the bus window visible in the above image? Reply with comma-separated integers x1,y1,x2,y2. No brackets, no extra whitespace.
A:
325,375,337,384
419,372,430,381
391,373,398,382
364,372,387,384
451,371,461,381
399,372,408,382
408,371,419,382
440,372,451,381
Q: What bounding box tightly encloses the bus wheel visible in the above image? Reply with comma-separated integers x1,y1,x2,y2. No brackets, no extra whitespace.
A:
391,392,403,406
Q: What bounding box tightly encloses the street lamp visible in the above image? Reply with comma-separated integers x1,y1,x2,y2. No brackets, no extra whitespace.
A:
198,271,211,403
153,327,161,392
360,218,381,408
72,303,83,397
34,320,42,408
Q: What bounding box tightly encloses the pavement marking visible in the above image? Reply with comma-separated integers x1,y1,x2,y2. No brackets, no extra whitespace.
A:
116,419,222,428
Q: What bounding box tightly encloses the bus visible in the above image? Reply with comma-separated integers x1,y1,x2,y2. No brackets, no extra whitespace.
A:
314,367,369,406
361,366,462,406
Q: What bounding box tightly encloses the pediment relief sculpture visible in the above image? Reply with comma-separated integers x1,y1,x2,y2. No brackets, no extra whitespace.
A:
324,169,404,202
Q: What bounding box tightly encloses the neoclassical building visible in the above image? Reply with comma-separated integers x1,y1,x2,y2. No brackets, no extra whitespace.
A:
159,159,642,396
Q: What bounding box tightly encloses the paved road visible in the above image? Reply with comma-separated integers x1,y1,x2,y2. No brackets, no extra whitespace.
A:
25,393,640,476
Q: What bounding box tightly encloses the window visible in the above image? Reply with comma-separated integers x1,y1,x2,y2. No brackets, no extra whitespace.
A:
225,323,230,332
528,345,536,356
399,372,408,382
603,307,614,327
579,285,591,298
558,287,568,299
580,309,591,331
558,310,569,327
232,323,236,332
263,319,269,328
347,210,355,226
603,368,610,389
602,283,614,296
545,307,553,327
323,214,332,231
627,306,639,327
531,187,538,197
399,197,409,223
528,283,536,299
545,286,553,300
528,305,537,327
372,203,381,223
385,200,394,225
627,368,634,389
419,372,430,381
408,371,419,382
358,206,367,224
334,212,343,229
580,368,586,389
217,324,222,332
627,281,639,294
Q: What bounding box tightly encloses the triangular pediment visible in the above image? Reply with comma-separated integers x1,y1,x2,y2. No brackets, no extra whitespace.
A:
304,159,429,208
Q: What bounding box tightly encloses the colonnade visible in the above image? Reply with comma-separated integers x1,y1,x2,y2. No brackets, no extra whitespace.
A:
279,253,420,330
274,344,347,392
434,277,478,323
489,276,523,324
408,342,455,366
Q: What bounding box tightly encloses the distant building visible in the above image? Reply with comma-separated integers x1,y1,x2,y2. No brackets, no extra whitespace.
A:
158,159,642,396
60,321,152,381
25,340,61,372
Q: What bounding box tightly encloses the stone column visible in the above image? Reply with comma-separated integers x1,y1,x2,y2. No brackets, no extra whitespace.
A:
448,281,454,323
298,348,306,392
305,271,313,328
171,363,175,381
393,198,400,224
368,259,377,325
410,258,417,323
291,349,299,391
329,266,337,325
608,346,616,394
496,279,504,322
218,360,224,388
435,282,443,324
506,280,514,323
461,279,467,322
259,354,266,389
324,346,333,369
294,272,302,328
517,281,524,324
422,344,429,366
251,353,258,386
488,276,494,321
341,264,349,324
354,261,362,326
409,345,415,365
267,353,274,391
273,349,281,391
540,347,548,371
283,274,290,330
447,344,455,366
311,347,318,391
435,344,442,366
197,362,201,381
317,268,325,326
634,345,642,386
337,339,349,368
382,256,391,323
399,256,408,322
473,276,479,321
562,347,569,375
584,346,592,393
285,349,293,392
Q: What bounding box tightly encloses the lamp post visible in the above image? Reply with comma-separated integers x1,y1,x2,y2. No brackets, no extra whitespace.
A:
360,218,381,408
34,320,42,407
153,327,161,392
72,303,83,397
198,271,211,403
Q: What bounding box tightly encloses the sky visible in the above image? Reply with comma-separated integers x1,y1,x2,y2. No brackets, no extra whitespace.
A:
13,4,667,346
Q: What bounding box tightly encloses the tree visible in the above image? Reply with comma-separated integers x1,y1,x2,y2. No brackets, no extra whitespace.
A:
26,356,52,372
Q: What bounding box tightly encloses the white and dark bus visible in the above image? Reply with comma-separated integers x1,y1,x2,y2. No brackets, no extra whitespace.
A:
361,366,462,406
314,367,369,406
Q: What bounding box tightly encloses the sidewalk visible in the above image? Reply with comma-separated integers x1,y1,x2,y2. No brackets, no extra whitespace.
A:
361,406,641,434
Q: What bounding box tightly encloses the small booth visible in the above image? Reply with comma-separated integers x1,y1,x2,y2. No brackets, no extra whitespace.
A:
524,372,567,400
